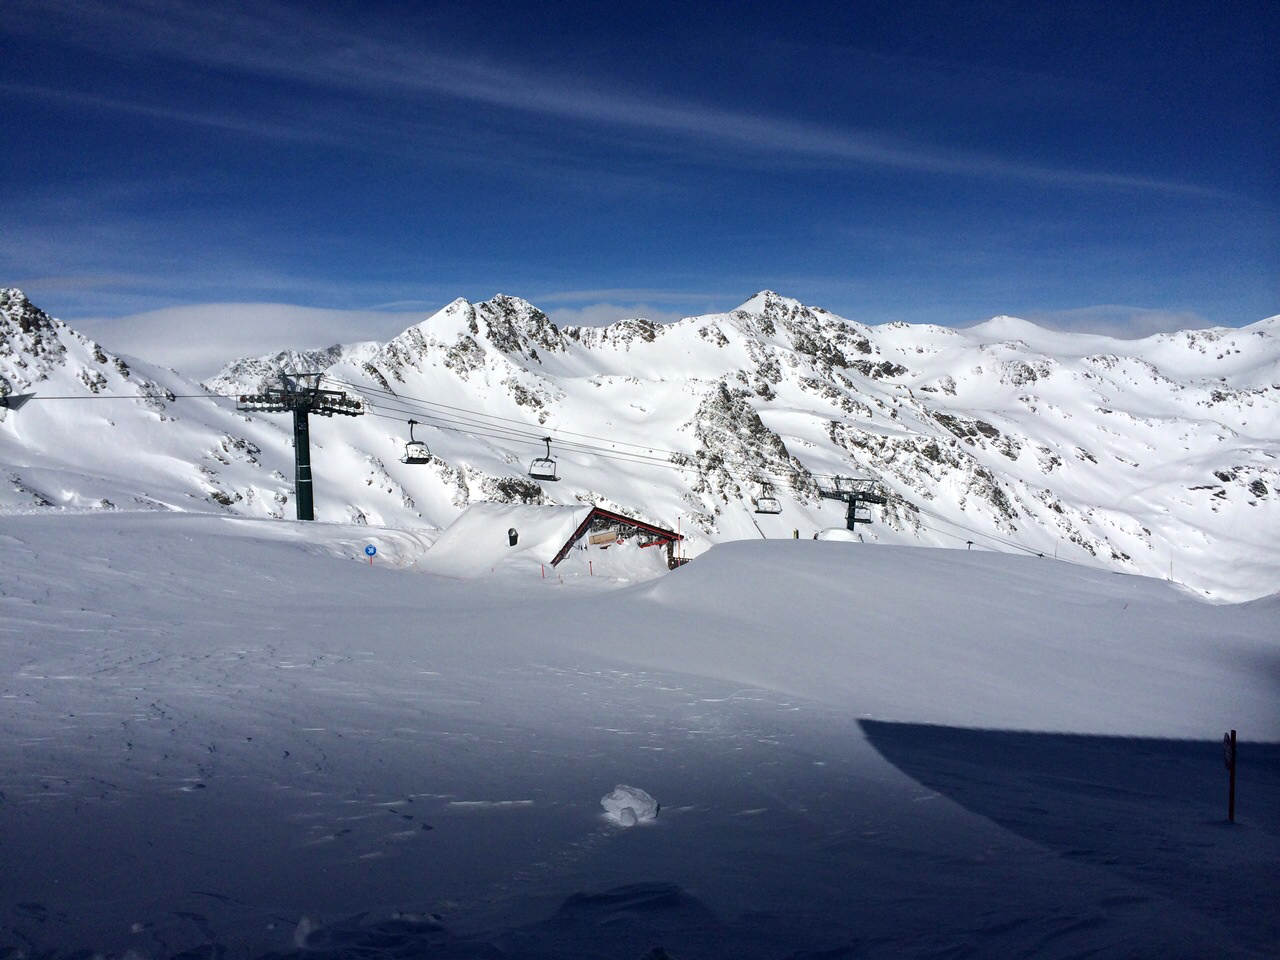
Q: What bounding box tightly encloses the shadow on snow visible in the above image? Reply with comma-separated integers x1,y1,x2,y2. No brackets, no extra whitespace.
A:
859,720,1280,956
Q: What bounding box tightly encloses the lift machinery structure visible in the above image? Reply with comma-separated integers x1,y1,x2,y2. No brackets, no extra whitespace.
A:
818,476,888,529
237,373,364,521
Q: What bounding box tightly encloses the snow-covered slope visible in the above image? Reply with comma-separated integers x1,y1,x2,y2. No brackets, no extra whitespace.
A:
2,513,1277,958
3,287,1278,600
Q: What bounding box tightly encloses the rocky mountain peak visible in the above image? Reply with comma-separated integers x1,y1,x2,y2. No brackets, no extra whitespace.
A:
2,287,62,347
476,294,564,360
718,290,877,375
358,294,567,389
2,288,72,394
1,288,49,332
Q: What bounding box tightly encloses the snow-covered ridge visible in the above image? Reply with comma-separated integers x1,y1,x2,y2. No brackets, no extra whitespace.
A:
3,287,1278,600
203,340,381,397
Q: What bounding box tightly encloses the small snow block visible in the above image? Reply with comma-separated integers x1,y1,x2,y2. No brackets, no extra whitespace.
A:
601,784,658,824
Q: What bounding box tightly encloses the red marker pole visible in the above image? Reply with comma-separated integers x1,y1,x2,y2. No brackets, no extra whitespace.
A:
1224,729,1237,822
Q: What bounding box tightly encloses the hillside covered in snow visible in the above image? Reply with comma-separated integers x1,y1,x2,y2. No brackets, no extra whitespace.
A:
2,512,1276,958
2,287,1277,599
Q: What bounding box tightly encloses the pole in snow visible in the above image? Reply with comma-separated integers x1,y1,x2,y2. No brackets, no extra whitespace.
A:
1224,729,1237,822
294,406,314,521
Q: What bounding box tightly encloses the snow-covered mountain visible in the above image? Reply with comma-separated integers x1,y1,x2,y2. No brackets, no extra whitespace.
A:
3,287,1277,600
202,340,382,397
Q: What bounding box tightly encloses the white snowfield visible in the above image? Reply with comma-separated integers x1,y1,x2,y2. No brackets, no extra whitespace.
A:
2,511,1276,959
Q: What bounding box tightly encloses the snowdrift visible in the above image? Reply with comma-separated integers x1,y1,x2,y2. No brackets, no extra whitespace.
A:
418,501,588,577
419,500,674,582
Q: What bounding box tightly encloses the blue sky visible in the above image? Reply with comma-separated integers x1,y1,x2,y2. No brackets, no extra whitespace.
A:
3,0,1276,373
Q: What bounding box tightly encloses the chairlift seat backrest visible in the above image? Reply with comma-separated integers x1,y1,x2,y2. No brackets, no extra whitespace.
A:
401,419,430,464
528,458,559,481
401,441,431,464
528,436,560,481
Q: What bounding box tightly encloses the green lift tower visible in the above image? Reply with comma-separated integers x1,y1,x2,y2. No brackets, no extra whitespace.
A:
237,373,364,521
818,477,888,529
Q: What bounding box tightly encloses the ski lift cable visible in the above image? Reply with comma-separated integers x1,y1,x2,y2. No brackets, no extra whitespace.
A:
5,392,235,401
358,395,553,444
331,377,679,456
364,405,788,478
344,388,936,485
324,375,922,482
360,401,679,469
898,498,1055,559
355,395,684,466
333,386,671,461
324,376,689,458
357,389,837,478
354,386,819,478
908,510,1090,567
361,407,564,450
359,408,685,471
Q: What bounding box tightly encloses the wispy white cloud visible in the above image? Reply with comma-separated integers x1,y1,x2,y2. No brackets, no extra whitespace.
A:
0,82,344,145
535,288,734,306
545,302,693,329
1022,304,1212,338
76,303,432,379
7,0,1223,197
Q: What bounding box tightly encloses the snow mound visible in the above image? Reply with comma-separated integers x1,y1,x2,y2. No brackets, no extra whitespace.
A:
601,784,659,825
418,501,588,577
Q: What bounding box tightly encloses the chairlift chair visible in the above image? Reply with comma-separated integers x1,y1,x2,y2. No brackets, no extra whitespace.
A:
754,481,782,515
528,436,559,482
400,419,431,464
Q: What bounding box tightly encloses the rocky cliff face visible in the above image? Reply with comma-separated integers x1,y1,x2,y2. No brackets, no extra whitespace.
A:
4,287,1278,599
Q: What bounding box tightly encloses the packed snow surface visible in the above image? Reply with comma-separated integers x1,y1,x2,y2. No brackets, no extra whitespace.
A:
2,512,1277,959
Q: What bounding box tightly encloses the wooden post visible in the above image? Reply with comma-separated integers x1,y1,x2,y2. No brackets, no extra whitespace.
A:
1225,729,1237,822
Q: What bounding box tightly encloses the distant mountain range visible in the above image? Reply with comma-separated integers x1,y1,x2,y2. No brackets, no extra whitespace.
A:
3,287,1277,600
